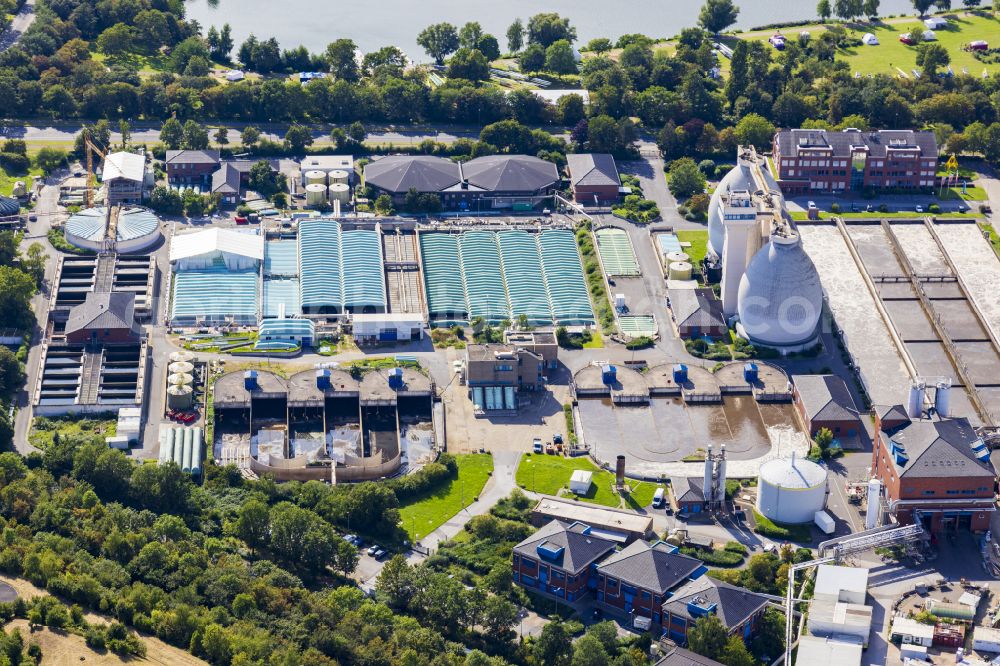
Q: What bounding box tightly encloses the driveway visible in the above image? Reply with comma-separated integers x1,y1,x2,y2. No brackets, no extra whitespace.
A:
0,0,36,51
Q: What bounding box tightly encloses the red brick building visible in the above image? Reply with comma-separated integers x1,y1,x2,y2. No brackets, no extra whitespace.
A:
792,374,861,440
64,292,141,344
870,408,995,532
772,129,938,195
165,150,221,186
567,153,620,205
661,576,769,645
512,520,616,603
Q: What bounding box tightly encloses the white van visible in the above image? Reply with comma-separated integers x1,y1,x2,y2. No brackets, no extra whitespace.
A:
652,487,666,508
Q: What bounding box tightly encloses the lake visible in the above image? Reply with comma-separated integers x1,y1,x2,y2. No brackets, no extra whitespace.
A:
184,0,916,60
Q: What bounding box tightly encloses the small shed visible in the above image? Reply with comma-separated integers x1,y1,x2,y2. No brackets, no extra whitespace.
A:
570,470,594,495
890,615,934,647
973,626,1000,653
924,17,947,30
862,33,879,45
922,30,937,41
814,564,869,605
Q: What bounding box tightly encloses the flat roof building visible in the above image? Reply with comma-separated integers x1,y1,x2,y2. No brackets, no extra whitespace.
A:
793,635,863,666
813,564,868,605
531,498,652,543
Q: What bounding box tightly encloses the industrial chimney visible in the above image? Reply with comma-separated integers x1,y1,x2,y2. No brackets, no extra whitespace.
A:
704,444,714,505
615,455,625,489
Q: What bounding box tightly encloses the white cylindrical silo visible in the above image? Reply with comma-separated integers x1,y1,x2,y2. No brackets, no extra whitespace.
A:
665,251,689,270
907,381,926,418
934,380,951,418
192,428,203,476
756,454,827,524
328,169,349,185
182,427,194,472
703,444,714,505
306,183,327,207
305,169,327,186
865,478,882,529
169,350,194,363
168,361,194,374
328,182,350,204
668,261,693,281
172,428,185,466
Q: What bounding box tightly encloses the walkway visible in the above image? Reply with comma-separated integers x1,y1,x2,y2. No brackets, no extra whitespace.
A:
0,0,36,52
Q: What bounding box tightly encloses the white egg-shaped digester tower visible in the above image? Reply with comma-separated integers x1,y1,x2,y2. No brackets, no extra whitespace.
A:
756,455,827,524
707,162,755,259
736,233,823,350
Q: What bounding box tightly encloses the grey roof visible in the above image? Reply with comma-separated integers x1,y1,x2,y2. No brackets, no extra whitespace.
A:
212,164,242,195
513,520,617,574
567,153,620,188
656,648,724,666
875,403,910,424
662,576,769,631
65,292,139,336
165,149,221,165
793,374,859,423
364,156,461,194
669,288,725,330
883,415,995,479
461,155,560,193
671,477,705,504
0,196,19,216
597,540,702,594
776,129,938,159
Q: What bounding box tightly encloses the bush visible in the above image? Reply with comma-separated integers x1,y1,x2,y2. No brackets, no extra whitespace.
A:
752,510,812,543
830,203,841,213
625,336,654,350
0,152,29,172
680,546,745,567
928,203,941,214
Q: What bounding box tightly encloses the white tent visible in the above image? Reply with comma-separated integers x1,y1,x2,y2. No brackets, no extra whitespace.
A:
924,17,947,30
570,470,593,495
922,30,937,41
862,33,879,46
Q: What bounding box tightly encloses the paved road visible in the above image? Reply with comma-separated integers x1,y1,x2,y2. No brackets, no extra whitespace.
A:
0,0,36,52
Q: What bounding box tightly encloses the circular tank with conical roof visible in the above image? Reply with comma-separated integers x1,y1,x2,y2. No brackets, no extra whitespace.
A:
169,350,194,363
328,182,350,204
167,384,194,410
328,169,349,185
0,195,19,217
305,183,327,207
757,454,827,524
668,261,692,281
736,234,823,349
305,170,327,185
707,163,755,258
168,361,193,374
664,251,689,271
168,372,193,386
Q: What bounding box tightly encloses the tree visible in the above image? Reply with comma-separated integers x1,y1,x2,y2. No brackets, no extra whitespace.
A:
534,621,572,666
688,614,729,660
159,118,184,150
571,634,609,666
668,157,707,199
734,113,776,150
721,636,755,666
817,0,832,19
96,24,134,56
586,38,613,54
269,503,337,575
417,23,460,64
348,121,367,144
447,48,490,82
375,555,415,610
912,0,934,14
963,0,981,5
374,194,395,215
241,126,261,150
459,22,484,50
333,539,358,576
545,39,578,74
118,120,130,148
129,462,193,514
916,42,950,77
213,127,229,147
558,94,586,126
284,124,313,153
248,161,282,198
0,346,24,399
182,120,209,150
148,186,182,215
527,13,576,47
480,595,518,638
325,39,360,81
519,43,546,72
506,19,524,53
22,242,47,287
0,266,35,334
34,147,67,174
863,0,881,17
234,500,269,555
699,0,740,34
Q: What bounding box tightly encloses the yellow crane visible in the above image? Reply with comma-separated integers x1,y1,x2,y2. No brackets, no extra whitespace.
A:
82,128,106,209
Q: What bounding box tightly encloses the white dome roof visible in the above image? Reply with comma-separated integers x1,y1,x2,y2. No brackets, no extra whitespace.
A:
737,234,823,347
758,455,826,489
707,163,755,258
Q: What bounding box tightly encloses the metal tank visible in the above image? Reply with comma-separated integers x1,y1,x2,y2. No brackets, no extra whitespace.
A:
756,453,828,524
668,261,693,281
328,182,351,204
304,170,327,186
328,169,349,185
191,428,203,476
168,372,193,386
169,350,194,363
168,361,194,374
664,251,689,271
167,384,194,410
305,183,327,207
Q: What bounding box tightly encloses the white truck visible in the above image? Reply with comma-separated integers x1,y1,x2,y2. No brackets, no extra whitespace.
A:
814,510,836,535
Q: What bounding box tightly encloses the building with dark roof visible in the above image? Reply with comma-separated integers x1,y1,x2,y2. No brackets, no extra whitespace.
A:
65,292,141,344
871,405,995,532
668,288,727,339
364,155,560,211
211,161,255,205
793,374,861,439
512,520,617,602
661,576,769,644
772,129,938,195
0,195,19,218
595,540,706,626
567,153,621,204
670,477,707,516
655,648,723,666
165,150,221,186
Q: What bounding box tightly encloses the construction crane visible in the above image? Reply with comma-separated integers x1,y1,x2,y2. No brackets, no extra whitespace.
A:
82,128,106,209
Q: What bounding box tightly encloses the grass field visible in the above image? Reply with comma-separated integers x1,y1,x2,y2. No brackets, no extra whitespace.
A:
29,415,117,450
939,184,988,201
515,454,661,509
677,230,709,266
398,454,494,540
729,12,1000,77
0,163,42,197
980,222,1000,257
790,210,980,220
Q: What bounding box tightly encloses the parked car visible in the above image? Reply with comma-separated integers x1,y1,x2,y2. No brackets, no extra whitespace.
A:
915,205,924,213
553,434,563,445
865,204,874,212
899,33,914,45
28,215,37,222
374,549,387,560
367,545,380,556
532,438,543,454
234,216,248,225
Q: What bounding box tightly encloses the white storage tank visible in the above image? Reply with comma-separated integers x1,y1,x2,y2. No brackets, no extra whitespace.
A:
304,170,327,186
328,169,349,185
328,182,351,204
169,350,194,363
665,251,689,269
168,361,194,375
168,372,193,386
756,453,828,524
305,183,327,207
668,261,693,281
166,384,194,410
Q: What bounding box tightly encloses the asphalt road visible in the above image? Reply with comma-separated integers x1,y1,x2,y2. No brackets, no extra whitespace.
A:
0,0,36,52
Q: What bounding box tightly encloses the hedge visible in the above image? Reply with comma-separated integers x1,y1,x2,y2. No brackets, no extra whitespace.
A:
752,509,813,543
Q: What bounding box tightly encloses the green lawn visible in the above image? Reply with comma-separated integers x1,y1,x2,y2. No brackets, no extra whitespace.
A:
980,222,1000,257
727,12,1000,77
29,415,117,450
582,331,605,349
516,454,660,509
939,184,988,201
790,210,980,220
677,230,709,267
398,454,494,540
0,164,42,197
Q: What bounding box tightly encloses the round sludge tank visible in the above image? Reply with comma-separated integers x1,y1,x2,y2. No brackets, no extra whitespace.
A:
328,169,349,185
169,350,194,363
168,361,194,374
167,384,194,410
168,372,193,386
328,182,350,204
305,183,327,207
665,251,689,269
304,170,327,185
668,261,692,281
756,455,828,524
